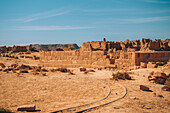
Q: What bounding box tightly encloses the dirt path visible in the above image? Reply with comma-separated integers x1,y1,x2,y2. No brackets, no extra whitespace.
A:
86,69,170,113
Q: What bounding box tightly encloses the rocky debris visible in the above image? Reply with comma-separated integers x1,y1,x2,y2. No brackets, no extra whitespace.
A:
33,66,41,72
148,72,168,84
50,68,58,72
33,55,40,60
41,68,48,72
140,62,147,68
140,85,150,91
147,62,157,68
11,63,18,68
98,68,102,70
80,67,86,72
17,104,36,111
162,77,170,91
113,107,119,109
40,72,47,76
162,85,170,91
19,64,32,70
69,71,75,75
157,94,164,98
2,68,10,73
19,68,29,73
58,68,69,73
130,97,136,100
0,63,6,68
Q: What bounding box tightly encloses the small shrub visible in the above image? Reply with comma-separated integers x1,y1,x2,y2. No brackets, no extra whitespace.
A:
50,68,58,72
0,107,11,113
112,72,131,80
40,72,47,76
88,69,95,72
59,68,69,73
150,71,154,75
41,68,48,72
128,72,134,74
69,72,75,75
84,71,88,74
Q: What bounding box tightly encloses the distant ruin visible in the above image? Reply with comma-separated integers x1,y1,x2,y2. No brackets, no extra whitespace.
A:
39,38,170,69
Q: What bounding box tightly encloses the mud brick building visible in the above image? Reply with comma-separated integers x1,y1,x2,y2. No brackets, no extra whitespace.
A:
39,38,170,69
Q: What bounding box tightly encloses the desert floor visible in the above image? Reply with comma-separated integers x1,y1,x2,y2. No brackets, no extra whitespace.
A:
0,54,170,113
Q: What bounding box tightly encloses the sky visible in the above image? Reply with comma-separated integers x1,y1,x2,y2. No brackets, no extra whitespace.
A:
0,0,170,46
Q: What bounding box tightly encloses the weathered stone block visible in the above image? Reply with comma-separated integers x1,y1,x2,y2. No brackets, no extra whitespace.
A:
17,104,36,111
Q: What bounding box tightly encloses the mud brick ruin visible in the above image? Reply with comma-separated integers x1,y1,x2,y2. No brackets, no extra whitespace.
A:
39,38,170,69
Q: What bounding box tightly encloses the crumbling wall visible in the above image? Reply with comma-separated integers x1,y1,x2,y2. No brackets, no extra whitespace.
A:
39,50,110,68
134,51,170,66
12,46,27,53
38,38,170,69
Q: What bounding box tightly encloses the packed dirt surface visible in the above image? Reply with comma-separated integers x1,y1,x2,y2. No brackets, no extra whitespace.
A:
0,55,170,113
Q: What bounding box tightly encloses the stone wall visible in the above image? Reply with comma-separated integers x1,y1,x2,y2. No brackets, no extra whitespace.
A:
37,38,170,69
39,50,110,68
80,38,170,52
134,51,170,66
39,49,170,69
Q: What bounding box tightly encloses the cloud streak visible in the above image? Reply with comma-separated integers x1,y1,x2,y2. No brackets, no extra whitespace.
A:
93,16,170,25
144,0,170,3
10,8,69,22
122,16,170,23
11,26,94,31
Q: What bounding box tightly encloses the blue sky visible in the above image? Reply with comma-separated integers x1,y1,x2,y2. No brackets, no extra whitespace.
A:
0,0,170,46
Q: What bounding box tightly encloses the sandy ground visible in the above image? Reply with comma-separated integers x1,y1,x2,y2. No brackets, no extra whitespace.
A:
0,54,170,113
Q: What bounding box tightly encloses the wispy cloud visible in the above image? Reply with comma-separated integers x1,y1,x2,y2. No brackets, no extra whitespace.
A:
11,26,94,31
10,8,69,22
79,8,136,12
93,16,170,25
123,16,170,23
144,0,170,3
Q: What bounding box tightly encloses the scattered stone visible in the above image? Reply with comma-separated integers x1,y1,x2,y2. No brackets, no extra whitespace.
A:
41,68,48,72
140,85,150,91
69,72,75,75
157,94,164,98
130,97,136,100
80,67,86,72
144,107,151,109
41,73,47,76
17,104,36,111
148,72,168,84
59,68,68,73
140,62,147,68
19,68,29,73
147,62,157,68
162,85,170,91
113,107,119,109
0,63,6,68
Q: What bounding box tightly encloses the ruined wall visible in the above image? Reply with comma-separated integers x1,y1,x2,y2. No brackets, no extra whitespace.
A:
81,38,170,52
39,50,110,68
12,46,27,53
114,52,136,68
39,38,170,69
134,51,170,66
39,50,170,69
